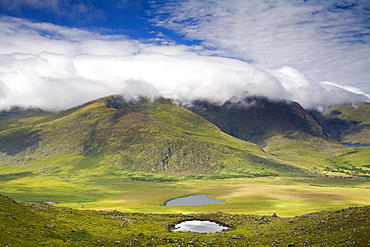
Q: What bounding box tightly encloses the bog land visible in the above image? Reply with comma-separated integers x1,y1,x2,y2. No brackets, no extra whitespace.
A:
1,172,369,217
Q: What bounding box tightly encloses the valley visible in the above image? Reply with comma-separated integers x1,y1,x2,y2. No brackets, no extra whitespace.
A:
0,95,369,245
1,172,369,217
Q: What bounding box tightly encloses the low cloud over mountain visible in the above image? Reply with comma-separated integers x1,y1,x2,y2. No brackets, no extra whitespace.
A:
0,17,368,111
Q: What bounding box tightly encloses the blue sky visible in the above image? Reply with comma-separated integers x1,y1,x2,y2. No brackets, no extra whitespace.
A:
0,1,148,35
0,0,369,110
0,0,187,42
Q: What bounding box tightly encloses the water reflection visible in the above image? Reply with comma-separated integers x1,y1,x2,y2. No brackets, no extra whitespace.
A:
341,143,370,147
173,220,228,233
164,194,225,206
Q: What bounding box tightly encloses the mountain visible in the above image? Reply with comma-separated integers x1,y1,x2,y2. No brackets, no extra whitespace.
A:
310,103,370,143
1,95,369,180
0,96,308,179
185,96,325,145
185,98,370,178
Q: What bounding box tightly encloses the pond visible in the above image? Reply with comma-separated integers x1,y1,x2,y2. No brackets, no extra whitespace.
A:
341,143,370,147
41,201,57,205
28,201,57,205
173,220,228,233
164,194,225,206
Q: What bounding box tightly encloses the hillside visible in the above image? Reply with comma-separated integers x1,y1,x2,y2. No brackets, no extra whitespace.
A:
1,194,369,246
1,95,370,181
0,95,307,179
311,102,370,143
184,97,370,177
186,97,325,145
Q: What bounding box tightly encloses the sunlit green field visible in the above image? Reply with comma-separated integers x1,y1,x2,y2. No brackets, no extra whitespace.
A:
1,171,369,217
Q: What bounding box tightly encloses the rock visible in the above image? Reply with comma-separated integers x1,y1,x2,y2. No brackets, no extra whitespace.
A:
7,215,15,220
258,216,268,223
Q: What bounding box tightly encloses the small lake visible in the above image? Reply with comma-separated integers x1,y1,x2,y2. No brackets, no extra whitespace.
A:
173,220,228,233
41,201,57,205
164,194,225,207
341,143,370,147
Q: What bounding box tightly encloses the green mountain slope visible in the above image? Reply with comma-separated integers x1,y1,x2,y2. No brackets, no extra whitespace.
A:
186,98,370,178
186,97,325,145
0,96,307,179
1,194,369,246
311,102,370,143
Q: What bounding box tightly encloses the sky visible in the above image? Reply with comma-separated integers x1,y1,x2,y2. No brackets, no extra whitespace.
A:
0,0,369,111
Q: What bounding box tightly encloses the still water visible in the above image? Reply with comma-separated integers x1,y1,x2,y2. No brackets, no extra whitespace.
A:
173,220,228,233
164,194,225,206
341,143,370,147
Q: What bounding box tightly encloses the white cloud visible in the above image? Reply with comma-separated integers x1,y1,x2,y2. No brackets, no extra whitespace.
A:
151,0,370,94
0,17,368,111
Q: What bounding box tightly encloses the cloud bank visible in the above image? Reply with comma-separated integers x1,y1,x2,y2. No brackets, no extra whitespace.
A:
0,17,368,111
152,0,370,93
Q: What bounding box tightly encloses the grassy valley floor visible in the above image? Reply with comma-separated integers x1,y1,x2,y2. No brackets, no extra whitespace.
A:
1,173,369,217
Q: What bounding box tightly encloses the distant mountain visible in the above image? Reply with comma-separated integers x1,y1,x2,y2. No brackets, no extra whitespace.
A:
310,103,370,144
185,97,325,145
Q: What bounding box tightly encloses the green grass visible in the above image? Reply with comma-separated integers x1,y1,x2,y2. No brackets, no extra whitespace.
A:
1,172,369,217
262,132,370,177
1,194,369,246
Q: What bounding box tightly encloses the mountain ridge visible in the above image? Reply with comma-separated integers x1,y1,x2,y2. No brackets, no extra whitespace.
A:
185,96,326,145
0,95,309,179
0,95,369,179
